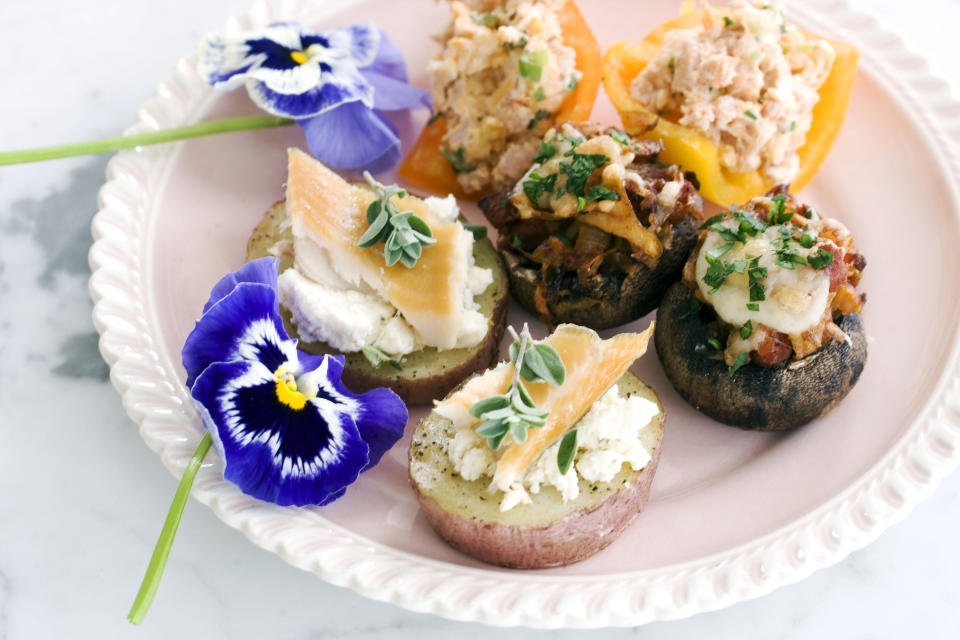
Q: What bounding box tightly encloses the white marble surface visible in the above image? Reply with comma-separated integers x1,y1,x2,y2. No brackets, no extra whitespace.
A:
1,0,958,637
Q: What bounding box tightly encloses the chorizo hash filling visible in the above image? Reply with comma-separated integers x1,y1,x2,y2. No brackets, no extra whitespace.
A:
481,122,703,320
681,188,865,374
429,0,581,194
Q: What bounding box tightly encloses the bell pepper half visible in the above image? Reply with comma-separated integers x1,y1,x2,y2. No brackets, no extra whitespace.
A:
602,10,858,206
398,0,602,201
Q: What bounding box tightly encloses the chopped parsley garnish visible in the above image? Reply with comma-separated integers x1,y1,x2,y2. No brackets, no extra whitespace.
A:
734,209,767,236
770,193,792,224
740,320,753,339
744,109,759,120
471,12,500,27
799,233,816,248
519,48,549,82
807,248,835,269
723,15,734,27
703,210,767,245
522,172,557,204
527,109,551,130
533,86,546,102
610,129,645,152
705,242,735,261
533,140,556,164
707,337,723,351
805,207,816,219
728,352,749,378
566,73,581,91
463,224,487,241
699,213,725,230
703,255,746,293
776,248,806,270
426,111,444,125
587,185,619,202
511,235,523,248
668,57,676,74
559,153,610,197
679,295,702,319
506,36,529,50
746,302,760,311
747,256,767,303
441,147,476,174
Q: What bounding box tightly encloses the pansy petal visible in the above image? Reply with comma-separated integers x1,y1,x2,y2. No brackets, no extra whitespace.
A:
203,257,279,314
245,62,373,118
362,69,431,112
300,355,407,470
366,29,408,82
297,103,400,173
192,360,369,506
182,283,293,387
320,23,380,68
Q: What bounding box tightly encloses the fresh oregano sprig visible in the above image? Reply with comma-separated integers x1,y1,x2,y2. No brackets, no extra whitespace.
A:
469,324,566,451
357,173,436,268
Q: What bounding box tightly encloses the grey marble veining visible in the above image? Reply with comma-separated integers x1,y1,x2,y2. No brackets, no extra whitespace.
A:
1,0,959,638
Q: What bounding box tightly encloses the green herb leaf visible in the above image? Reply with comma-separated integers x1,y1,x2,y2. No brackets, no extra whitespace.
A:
723,15,734,26
519,48,548,81
441,147,476,174
740,320,753,339
557,429,578,474
587,185,619,202
533,86,546,102
464,224,487,240
471,12,500,27
699,213,726,230
707,337,723,351
469,395,511,418
533,140,556,164
799,233,816,248
770,193,792,224
705,242,735,260
559,152,610,197
807,248,834,269
744,109,758,120
727,352,749,378
360,345,402,370
527,108,551,130
359,173,437,268
511,235,523,248
506,36,528,50
566,72,581,91
522,171,557,204
746,302,760,311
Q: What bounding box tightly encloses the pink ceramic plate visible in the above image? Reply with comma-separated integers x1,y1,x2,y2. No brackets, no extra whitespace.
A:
90,0,960,627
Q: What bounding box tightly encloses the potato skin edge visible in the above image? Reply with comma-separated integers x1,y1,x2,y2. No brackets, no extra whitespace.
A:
246,200,510,405
654,281,868,431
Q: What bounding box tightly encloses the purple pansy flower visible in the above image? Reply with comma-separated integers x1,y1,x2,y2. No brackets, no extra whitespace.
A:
199,22,431,174
182,257,407,506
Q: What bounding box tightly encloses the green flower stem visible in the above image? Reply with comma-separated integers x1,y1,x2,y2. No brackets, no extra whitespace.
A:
127,432,214,625
0,116,294,166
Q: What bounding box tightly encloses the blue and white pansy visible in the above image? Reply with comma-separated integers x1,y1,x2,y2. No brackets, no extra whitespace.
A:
199,22,431,174
182,257,407,506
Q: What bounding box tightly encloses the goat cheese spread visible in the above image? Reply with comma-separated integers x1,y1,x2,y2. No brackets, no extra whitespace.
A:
430,0,581,194
446,385,659,512
278,196,493,358
629,0,835,184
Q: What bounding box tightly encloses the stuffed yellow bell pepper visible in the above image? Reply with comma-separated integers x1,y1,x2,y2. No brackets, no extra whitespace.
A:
603,5,858,206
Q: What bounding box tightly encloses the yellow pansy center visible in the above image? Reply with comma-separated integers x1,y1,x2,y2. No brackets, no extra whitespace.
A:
274,365,312,410
290,50,308,65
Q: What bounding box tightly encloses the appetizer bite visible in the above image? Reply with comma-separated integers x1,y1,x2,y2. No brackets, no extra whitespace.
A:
245,149,509,404
409,323,663,569
603,0,858,205
478,122,703,328
655,188,867,431
399,0,601,199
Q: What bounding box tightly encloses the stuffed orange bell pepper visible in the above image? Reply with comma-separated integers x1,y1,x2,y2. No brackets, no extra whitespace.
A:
603,6,858,206
399,0,602,200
